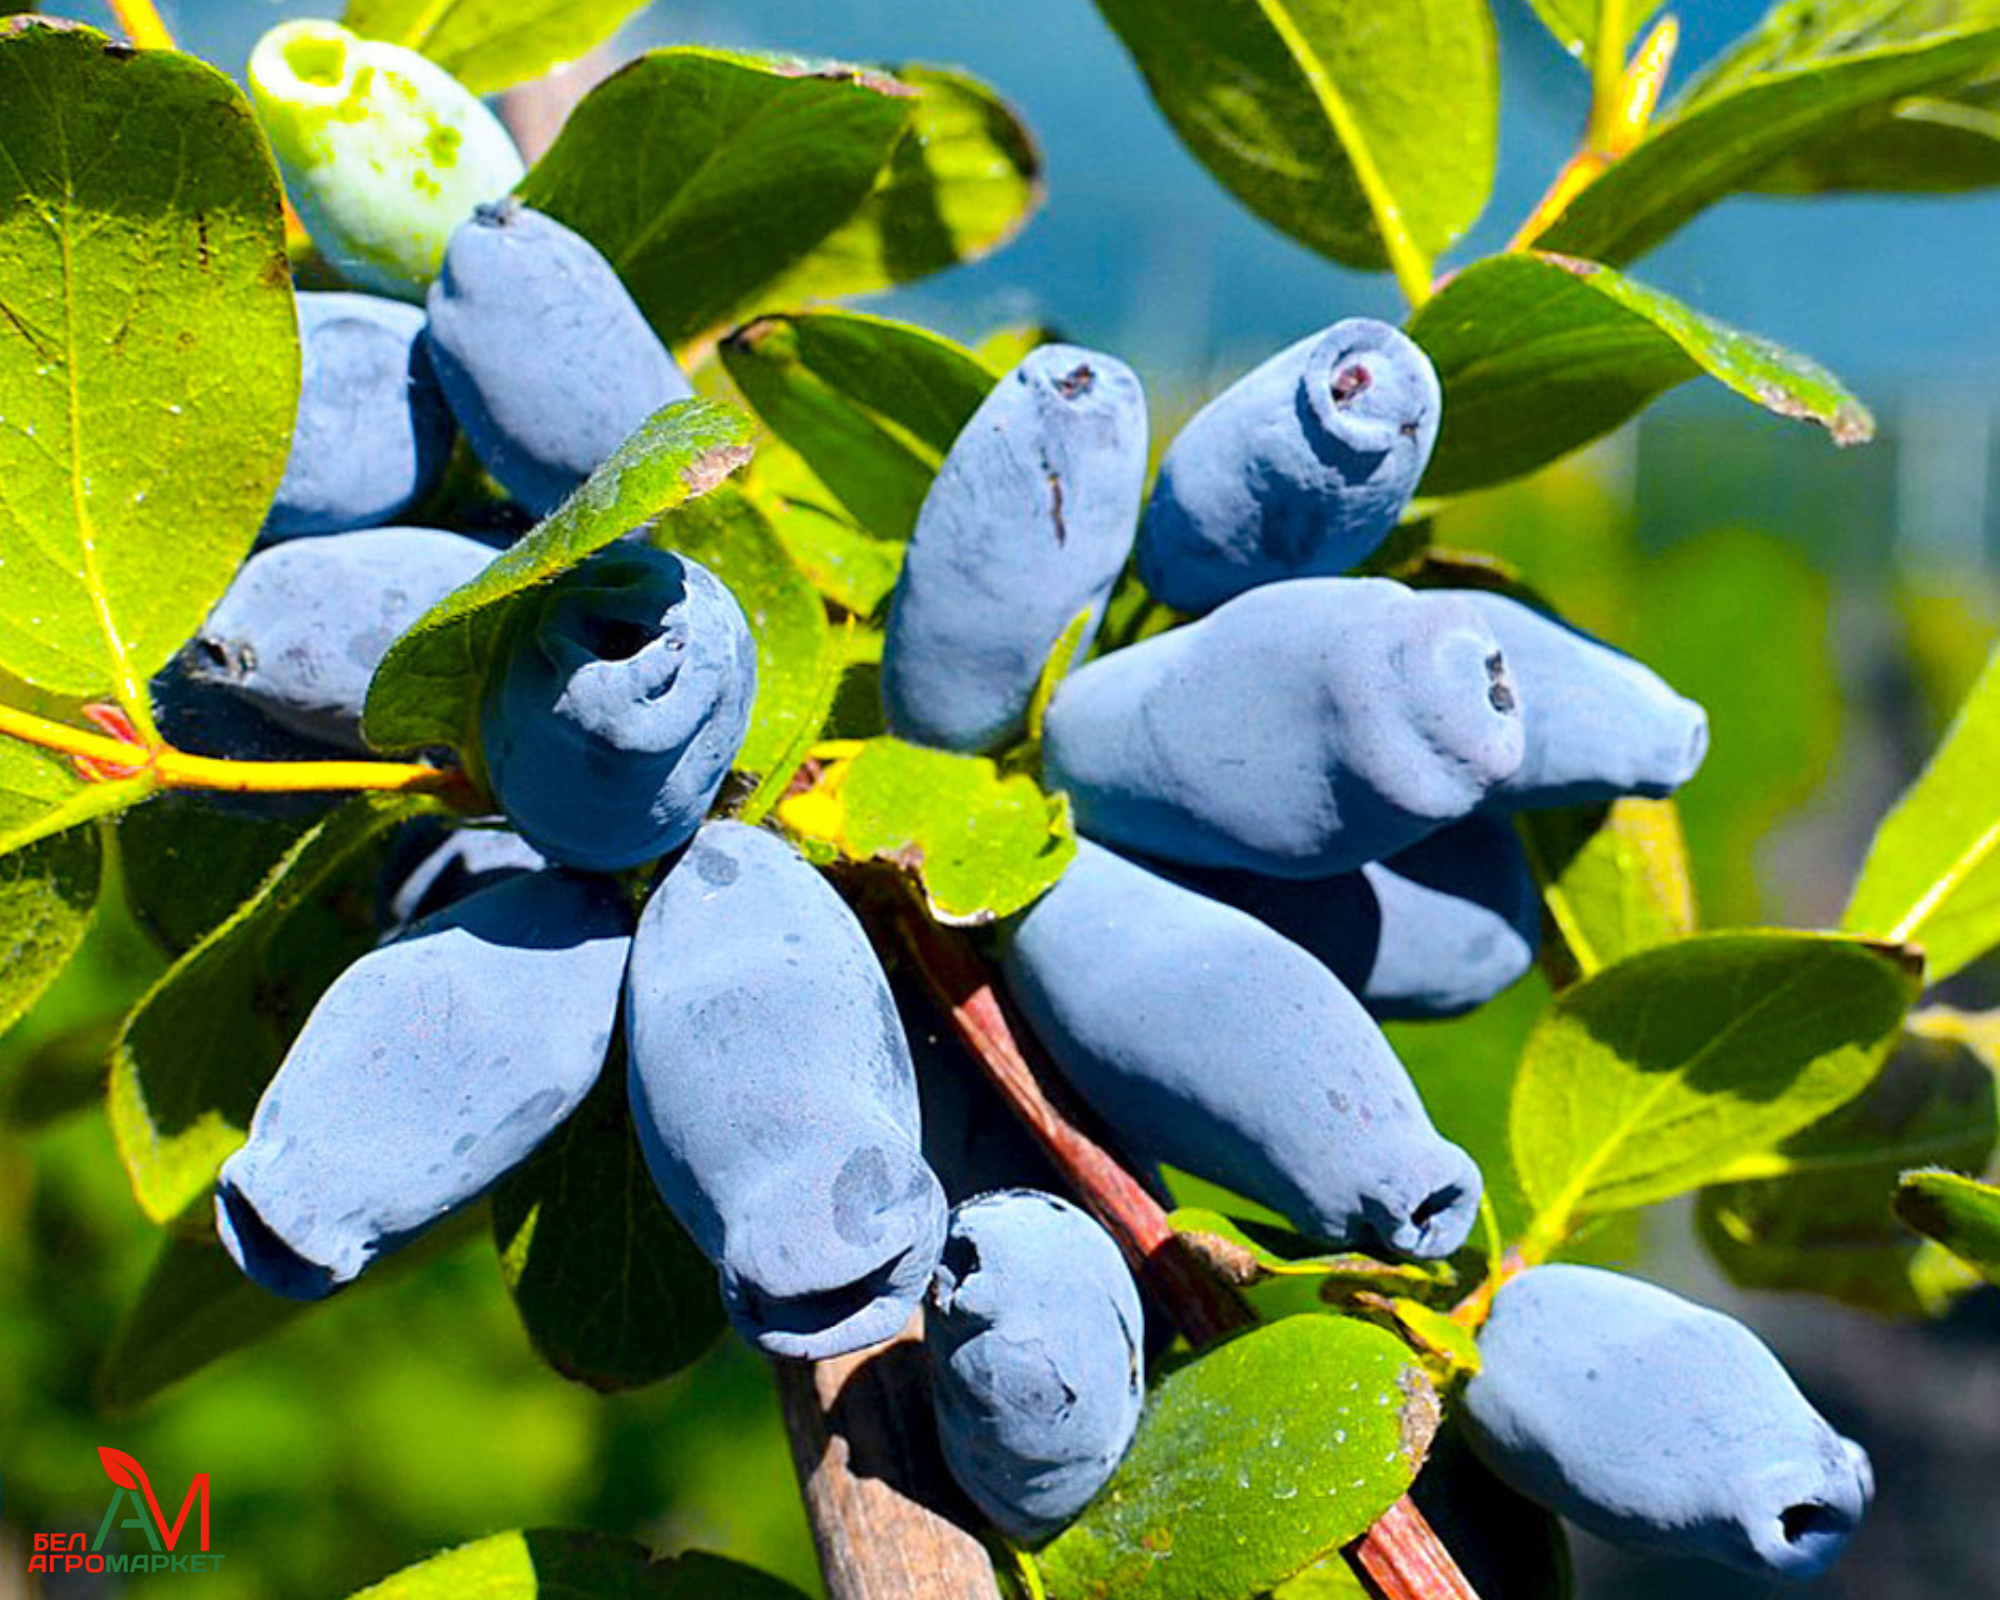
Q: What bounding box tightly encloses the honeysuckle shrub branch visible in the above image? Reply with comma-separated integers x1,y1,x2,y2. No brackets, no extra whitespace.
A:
7,1,2000,1598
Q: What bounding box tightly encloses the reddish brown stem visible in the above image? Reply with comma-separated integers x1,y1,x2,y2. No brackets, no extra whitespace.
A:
887,898,1484,1600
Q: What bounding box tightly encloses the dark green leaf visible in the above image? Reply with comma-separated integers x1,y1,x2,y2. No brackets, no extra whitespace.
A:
0,744,103,1033
0,19,297,714
117,793,315,958
1895,1168,2000,1282
1512,932,1920,1246
351,1530,811,1599
362,399,753,758
1536,24,2000,265
646,480,830,785
108,793,416,1222
1086,0,1497,276
1412,253,1872,497
788,737,1074,924
343,0,648,94
1750,88,2000,192
1517,797,1695,986
1844,637,2000,981
1699,1008,1999,1314
756,64,1043,303
1036,1314,1437,1600
492,1061,724,1391
720,311,996,546
517,50,914,348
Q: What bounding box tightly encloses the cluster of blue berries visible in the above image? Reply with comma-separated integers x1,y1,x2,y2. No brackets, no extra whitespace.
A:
156,132,1863,1565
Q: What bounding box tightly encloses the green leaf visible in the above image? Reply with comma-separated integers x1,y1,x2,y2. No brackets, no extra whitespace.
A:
735,434,908,616
1168,1206,1449,1291
1517,797,1695,985
1676,0,2000,104
645,481,830,784
0,743,103,1033
343,0,648,94
1521,0,1664,61
1512,931,1920,1246
1536,24,2000,265
1749,87,2000,192
362,399,753,757
740,619,851,828
0,19,297,715
117,794,315,958
794,737,1075,924
1411,252,1873,497
517,50,915,349
351,1530,811,1600
1896,1167,2000,1283
97,1225,310,1412
1698,1007,1999,1314
720,311,996,546
756,64,1043,304
1025,606,1097,748
108,793,416,1222
493,1060,724,1392
1843,638,2000,981
1036,1314,1437,1600
1085,0,1496,281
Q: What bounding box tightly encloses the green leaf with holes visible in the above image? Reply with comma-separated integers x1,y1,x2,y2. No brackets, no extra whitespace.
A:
1412,253,1872,496
0,19,297,717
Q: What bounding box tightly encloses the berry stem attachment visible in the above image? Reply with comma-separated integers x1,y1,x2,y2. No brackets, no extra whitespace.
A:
885,892,1486,1600
0,703,470,800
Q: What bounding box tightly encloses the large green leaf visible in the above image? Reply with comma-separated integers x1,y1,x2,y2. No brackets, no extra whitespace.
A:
1676,0,2000,103
351,1530,810,1600
117,794,315,958
343,0,648,94
1895,1167,2000,1282
492,1062,724,1392
1844,639,2000,982
646,480,831,785
1086,0,1496,278
1698,1009,1998,1314
1517,797,1695,986
1411,253,1872,497
1521,0,1665,61
1750,85,2000,191
787,737,1075,924
362,399,752,758
1036,1314,1436,1600
720,311,996,547
756,65,1043,304
0,743,104,1033
1512,932,1919,1246
1535,25,2000,264
108,793,415,1222
0,20,297,715
517,50,914,349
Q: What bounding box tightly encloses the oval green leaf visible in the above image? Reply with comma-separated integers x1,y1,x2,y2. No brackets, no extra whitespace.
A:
0,744,104,1035
1086,0,1496,283
1412,252,1872,497
1512,931,1920,1246
1896,1168,2000,1284
1036,1314,1437,1600
1517,797,1695,987
343,0,649,94
361,398,753,758
517,49,915,349
0,20,297,715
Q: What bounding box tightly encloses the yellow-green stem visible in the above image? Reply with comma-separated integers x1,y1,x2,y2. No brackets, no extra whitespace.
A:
1587,0,1630,150
0,703,466,799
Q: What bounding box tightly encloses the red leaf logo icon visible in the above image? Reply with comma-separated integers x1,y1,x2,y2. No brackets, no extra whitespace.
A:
98,1447,147,1492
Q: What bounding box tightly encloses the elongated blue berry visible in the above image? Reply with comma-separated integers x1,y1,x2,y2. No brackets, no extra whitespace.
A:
882,345,1148,751
264,292,454,541
1463,1265,1872,1579
215,869,631,1298
626,822,947,1359
378,821,546,932
1180,814,1540,1020
928,1189,1145,1542
426,200,694,515
1042,577,1522,879
172,526,493,752
1001,842,1481,1258
480,544,756,872
1137,319,1440,612
1457,591,1708,809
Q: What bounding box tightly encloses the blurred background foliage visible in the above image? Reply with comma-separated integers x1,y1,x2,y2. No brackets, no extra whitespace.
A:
8,0,2000,1596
